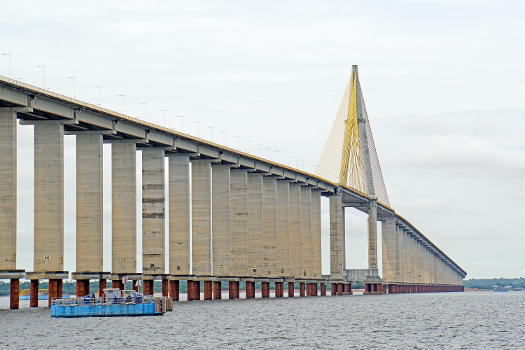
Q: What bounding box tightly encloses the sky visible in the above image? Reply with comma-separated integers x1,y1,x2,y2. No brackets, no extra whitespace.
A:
1,0,523,279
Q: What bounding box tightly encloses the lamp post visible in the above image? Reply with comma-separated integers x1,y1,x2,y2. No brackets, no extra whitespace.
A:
139,102,147,120
176,115,184,131
94,85,103,106
193,120,200,137
35,64,45,89
208,126,214,142
66,76,76,98
160,109,167,126
118,94,126,113
1,51,11,78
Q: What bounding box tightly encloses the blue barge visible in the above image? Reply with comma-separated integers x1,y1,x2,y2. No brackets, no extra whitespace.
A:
51,288,172,317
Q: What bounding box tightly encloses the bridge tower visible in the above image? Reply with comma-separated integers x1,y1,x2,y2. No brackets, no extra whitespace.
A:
316,65,389,278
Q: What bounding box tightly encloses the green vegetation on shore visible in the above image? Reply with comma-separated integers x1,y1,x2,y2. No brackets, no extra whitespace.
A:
464,277,524,290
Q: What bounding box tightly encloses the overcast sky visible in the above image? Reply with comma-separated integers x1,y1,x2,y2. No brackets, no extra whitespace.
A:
2,0,523,279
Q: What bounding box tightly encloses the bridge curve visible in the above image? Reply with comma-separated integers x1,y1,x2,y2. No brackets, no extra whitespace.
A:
0,73,465,309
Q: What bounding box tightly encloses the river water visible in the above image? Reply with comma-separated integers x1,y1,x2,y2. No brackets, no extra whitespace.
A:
0,291,523,349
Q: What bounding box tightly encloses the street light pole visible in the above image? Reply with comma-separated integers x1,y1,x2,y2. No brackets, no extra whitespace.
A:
94,85,103,106
67,76,76,98
35,64,45,89
2,51,11,78
194,121,200,137
117,94,126,113
139,102,147,120
176,115,184,131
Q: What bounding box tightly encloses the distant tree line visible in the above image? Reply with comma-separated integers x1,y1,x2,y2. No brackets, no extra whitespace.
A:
464,277,525,290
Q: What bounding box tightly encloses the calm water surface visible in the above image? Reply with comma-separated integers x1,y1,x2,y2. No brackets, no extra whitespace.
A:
0,291,523,349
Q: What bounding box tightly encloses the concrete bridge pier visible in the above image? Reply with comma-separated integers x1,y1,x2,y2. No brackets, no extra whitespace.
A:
0,108,27,309
111,142,139,289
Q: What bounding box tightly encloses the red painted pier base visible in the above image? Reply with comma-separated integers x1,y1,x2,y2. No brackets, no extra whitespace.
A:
112,280,124,290
162,279,169,297
213,281,222,299
204,281,212,300
275,282,284,298
288,282,294,297
246,281,255,299
229,281,239,299
48,279,58,307
143,280,154,296
299,283,305,297
320,283,326,296
261,282,270,298
331,283,337,296
193,281,201,300
10,279,19,309
30,279,39,307
187,281,194,301
98,279,106,296
170,280,179,301
76,279,90,297
387,284,464,294
336,283,343,296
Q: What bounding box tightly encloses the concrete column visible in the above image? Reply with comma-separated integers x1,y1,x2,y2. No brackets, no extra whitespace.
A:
289,183,302,279
112,143,137,275
142,148,165,274
0,109,17,270
212,164,231,276
368,199,378,269
169,154,190,276
34,121,64,272
262,176,278,277
300,187,312,278
276,180,290,277
329,194,345,278
381,217,397,282
192,159,212,276
247,173,263,277
310,190,322,279
76,133,104,274
230,168,248,276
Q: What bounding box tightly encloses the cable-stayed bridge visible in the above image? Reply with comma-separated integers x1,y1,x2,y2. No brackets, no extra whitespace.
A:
0,66,466,309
